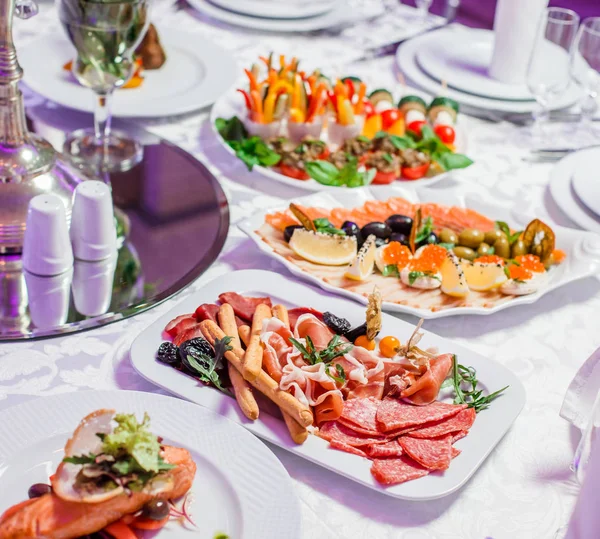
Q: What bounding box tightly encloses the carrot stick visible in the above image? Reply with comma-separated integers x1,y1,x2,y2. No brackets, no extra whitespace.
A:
244,68,259,91
354,82,367,114
250,90,263,123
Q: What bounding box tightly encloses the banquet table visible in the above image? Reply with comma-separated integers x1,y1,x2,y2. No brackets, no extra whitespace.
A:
4,3,600,538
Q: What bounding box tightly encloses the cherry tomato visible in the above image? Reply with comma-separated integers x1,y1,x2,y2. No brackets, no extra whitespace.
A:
362,99,376,118
318,147,331,160
379,336,400,358
407,120,427,137
279,164,310,181
401,161,430,180
371,169,398,184
434,124,456,144
381,109,402,130
354,335,375,351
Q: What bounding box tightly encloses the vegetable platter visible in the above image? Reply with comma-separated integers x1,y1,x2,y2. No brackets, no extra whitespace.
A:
238,185,600,319
210,53,473,192
131,269,525,501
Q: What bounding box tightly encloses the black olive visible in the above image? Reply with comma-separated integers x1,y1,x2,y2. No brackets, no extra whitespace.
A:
341,221,363,245
141,498,170,520
345,322,367,343
361,222,392,240
284,225,303,243
157,342,180,366
28,483,51,499
374,237,388,247
385,214,413,235
390,232,409,245
417,232,438,247
322,312,351,335
179,337,214,374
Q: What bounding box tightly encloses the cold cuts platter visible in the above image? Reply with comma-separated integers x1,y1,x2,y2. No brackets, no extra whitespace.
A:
131,269,525,500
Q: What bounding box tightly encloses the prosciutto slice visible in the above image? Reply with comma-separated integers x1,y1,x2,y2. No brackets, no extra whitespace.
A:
398,353,454,406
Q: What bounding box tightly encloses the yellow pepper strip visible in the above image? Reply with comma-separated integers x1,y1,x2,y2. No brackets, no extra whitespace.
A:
244,69,259,92
279,54,286,69
250,90,264,123
292,75,302,109
386,118,405,136
362,114,383,138
354,82,367,114
336,95,355,125
334,79,347,97
306,84,326,122
263,94,276,123
289,57,298,71
289,107,306,123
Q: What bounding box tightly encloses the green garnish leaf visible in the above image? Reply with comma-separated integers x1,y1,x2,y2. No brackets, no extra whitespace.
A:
326,363,347,385
356,135,371,143
306,156,374,188
382,153,394,164
389,135,417,149
435,152,474,171
290,334,352,365
216,116,248,143
313,218,345,236
305,160,342,186
382,264,399,277
495,221,522,245
185,336,232,395
408,271,440,285
63,454,96,465
415,216,434,244
438,242,455,251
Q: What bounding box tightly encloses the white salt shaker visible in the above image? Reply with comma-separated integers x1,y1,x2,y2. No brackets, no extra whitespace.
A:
72,253,117,317
70,181,117,261
24,268,73,329
22,194,74,276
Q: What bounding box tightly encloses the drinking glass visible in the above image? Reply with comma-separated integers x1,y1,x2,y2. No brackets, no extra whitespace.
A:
58,0,151,172
526,8,580,141
415,0,432,23
570,17,600,135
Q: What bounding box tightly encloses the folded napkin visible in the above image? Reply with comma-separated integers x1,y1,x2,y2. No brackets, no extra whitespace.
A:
561,346,600,431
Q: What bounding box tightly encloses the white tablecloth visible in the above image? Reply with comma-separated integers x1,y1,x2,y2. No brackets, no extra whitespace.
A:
4,4,600,538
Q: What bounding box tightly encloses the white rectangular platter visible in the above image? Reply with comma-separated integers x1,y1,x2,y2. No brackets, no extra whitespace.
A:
238,185,600,319
131,269,526,501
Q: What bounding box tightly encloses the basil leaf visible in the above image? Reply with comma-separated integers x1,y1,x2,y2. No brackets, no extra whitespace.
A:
438,242,455,251
420,124,436,142
356,135,371,143
382,264,399,277
305,161,342,186
508,231,522,245
382,153,394,164
389,135,417,149
374,130,388,139
216,116,248,142
495,221,511,237
415,216,434,243
437,152,474,171
408,271,440,285
361,168,376,186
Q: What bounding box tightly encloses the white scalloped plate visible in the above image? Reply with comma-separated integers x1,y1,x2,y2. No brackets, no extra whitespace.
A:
131,270,525,501
210,87,469,192
238,185,600,318
0,390,300,539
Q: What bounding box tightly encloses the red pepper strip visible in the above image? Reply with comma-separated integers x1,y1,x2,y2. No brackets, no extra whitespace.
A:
250,90,264,123
268,69,277,87
327,91,338,112
307,75,317,98
306,85,326,122
354,83,367,114
237,89,252,110
244,69,259,92
298,70,306,80
345,79,355,100
259,56,270,67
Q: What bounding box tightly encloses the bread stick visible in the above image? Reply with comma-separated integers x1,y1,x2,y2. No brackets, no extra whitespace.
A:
238,325,251,347
217,304,241,349
244,304,272,381
272,304,290,330
200,321,313,428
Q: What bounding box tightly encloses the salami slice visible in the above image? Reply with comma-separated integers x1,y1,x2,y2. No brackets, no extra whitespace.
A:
451,447,461,458
218,292,272,321
365,440,404,458
371,456,430,485
398,435,452,470
164,314,194,337
340,397,381,433
408,407,476,439
330,439,368,458
318,421,387,447
338,418,381,437
376,398,466,432
452,430,468,444
194,303,220,323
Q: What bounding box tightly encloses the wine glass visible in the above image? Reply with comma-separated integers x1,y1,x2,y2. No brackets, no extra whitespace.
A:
415,0,432,23
570,17,600,136
58,0,151,172
526,7,580,142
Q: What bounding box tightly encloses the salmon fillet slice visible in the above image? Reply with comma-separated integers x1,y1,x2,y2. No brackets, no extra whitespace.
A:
0,445,196,539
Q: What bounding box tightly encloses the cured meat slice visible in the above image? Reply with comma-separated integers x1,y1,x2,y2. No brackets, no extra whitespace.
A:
451,447,461,458
173,324,204,347
365,440,404,459
170,317,197,338
398,435,452,470
318,421,386,447
370,456,429,485
376,399,466,432
400,354,454,406
452,430,468,444
165,314,194,337
218,292,272,322
194,303,220,322
338,418,380,437
288,307,323,330
295,314,334,350
330,439,368,458
408,407,476,439
340,397,380,433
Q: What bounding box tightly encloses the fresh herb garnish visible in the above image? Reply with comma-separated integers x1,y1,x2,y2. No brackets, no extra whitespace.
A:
185,336,233,394
438,242,455,251
313,218,345,236
326,363,347,385
382,152,394,164
305,156,375,188
63,454,97,465
413,125,473,171
289,334,352,366
449,355,508,412
495,221,522,245
415,216,434,244
408,271,440,285
382,264,399,277
356,135,371,143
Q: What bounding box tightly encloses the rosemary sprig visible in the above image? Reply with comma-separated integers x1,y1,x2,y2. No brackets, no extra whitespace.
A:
450,355,508,413
289,334,352,366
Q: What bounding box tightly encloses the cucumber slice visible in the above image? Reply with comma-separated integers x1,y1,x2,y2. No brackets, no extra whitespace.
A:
397,95,427,116
273,94,289,120
427,96,459,123
317,75,332,89
368,89,394,107
341,76,362,84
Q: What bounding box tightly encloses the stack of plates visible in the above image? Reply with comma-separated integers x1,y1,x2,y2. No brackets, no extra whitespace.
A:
396,27,581,115
187,0,349,32
550,147,600,234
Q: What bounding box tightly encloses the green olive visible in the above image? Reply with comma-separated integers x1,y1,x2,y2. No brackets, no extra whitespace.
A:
511,239,528,258
453,246,477,261
484,229,506,245
458,228,485,249
494,236,510,259
439,228,458,244
477,242,493,256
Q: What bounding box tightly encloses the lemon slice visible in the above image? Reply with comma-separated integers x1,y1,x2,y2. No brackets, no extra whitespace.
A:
345,235,377,280
462,261,508,292
440,252,469,297
289,229,357,265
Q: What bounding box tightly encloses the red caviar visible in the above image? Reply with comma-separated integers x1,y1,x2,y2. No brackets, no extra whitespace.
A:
508,264,533,281
382,242,413,269
409,245,447,272
515,254,545,273
552,249,566,263
474,255,505,266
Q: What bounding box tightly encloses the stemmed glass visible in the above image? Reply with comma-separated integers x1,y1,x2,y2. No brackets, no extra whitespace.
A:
570,17,600,136
526,7,580,142
58,0,151,172
415,0,432,23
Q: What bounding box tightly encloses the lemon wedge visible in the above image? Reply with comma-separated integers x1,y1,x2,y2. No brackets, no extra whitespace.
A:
462,261,508,292
289,229,357,265
440,252,469,297
345,235,377,280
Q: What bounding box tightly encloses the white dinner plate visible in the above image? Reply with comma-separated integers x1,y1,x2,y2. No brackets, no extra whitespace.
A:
239,185,600,318
0,390,300,538
131,269,526,501
416,29,533,101
550,148,600,234
207,0,337,20
187,0,373,32
210,87,468,192
19,28,237,118
396,28,581,115
571,149,600,218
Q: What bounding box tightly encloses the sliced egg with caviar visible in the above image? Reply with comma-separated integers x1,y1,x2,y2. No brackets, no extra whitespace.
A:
375,241,412,275
440,252,469,297
462,261,507,292
345,235,377,281
400,266,442,289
